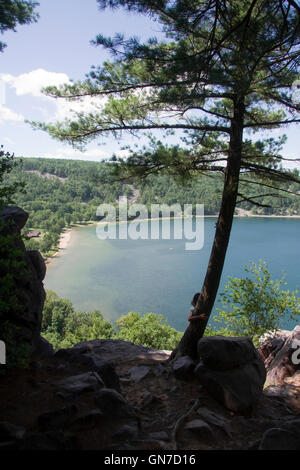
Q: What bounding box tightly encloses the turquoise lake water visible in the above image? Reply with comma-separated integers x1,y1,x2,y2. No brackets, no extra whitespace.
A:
44,218,300,332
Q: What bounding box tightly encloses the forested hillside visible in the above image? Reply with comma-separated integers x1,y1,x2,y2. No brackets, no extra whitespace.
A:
4,157,300,256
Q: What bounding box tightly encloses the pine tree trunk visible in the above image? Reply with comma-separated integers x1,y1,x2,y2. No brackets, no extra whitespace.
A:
171,95,245,360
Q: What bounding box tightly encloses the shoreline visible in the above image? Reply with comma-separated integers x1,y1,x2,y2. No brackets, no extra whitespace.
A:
45,222,95,266
45,230,72,266
45,213,300,265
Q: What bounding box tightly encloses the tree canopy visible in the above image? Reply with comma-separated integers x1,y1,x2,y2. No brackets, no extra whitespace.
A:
31,0,300,357
0,0,39,52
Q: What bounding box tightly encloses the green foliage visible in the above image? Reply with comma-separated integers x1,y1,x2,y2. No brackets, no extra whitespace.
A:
114,312,183,350
42,291,113,350
0,230,27,315
215,260,300,345
42,291,182,351
0,147,25,210
41,290,74,335
0,0,39,52
61,310,114,349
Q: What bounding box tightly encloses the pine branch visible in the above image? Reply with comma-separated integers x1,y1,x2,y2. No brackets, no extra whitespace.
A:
236,192,286,207
239,177,300,197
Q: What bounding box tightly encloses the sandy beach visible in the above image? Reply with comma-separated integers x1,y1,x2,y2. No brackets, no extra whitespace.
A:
45,222,96,265
45,229,73,265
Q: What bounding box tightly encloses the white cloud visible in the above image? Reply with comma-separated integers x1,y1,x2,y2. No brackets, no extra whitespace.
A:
1,69,70,98
34,146,110,162
0,69,108,122
113,149,131,159
0,105,24,123
53,95,107,121
3,137,16,145
281,151,300,170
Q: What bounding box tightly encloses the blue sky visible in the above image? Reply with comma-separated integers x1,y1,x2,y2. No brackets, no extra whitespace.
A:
0,0,299,168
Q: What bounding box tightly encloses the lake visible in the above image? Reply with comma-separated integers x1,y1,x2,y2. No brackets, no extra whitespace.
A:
45,217,300,332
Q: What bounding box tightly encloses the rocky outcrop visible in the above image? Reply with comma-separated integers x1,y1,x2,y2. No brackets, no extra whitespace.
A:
1,337,300,450
0,206,46,353
193,336,266,413
260,326,300,385
172,336,266,413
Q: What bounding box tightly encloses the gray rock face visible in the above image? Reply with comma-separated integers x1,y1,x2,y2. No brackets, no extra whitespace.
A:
128,365,151,383
27,250,46,282
195,336,266,413
0,206,29,231
32,336,54,359
0,206,46,353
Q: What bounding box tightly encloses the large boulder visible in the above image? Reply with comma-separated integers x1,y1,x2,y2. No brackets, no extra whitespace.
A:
94,388,136,418
194,336,266,413
55,347,121,391
172,355,196,381
197,335,256,370
0,206,46,353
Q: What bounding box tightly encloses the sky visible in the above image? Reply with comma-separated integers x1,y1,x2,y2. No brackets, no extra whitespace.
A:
0,0,299,168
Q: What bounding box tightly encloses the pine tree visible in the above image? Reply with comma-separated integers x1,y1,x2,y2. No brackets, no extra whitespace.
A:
32,0,300,357
0,0,39,52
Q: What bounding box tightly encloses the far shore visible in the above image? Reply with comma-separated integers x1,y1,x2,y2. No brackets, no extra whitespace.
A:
45,213,300,265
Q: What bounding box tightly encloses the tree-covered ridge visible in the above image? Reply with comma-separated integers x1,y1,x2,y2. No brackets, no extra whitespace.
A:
3,156,300,256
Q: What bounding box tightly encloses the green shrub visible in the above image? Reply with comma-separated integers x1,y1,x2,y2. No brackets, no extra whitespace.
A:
42,292,183,351
114,312,183,350
215,260,300,345
42,291,113,349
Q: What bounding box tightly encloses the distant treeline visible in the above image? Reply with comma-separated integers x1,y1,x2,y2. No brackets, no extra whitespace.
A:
4,157,300,256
